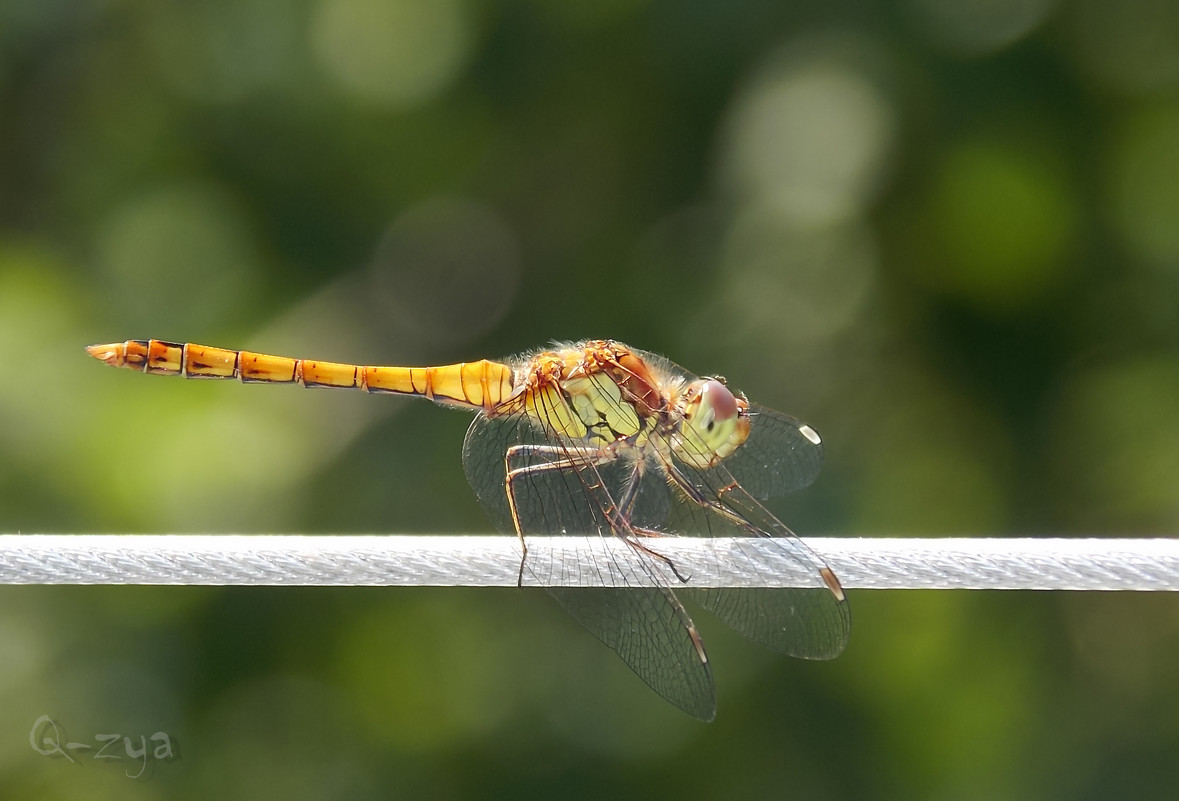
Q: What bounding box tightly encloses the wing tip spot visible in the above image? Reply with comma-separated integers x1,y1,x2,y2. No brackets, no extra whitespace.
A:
798,424,821,445
820,567,846,602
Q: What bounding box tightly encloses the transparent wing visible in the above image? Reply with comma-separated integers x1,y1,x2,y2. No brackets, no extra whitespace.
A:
546,586,716,721
462,406,673,558
664,474,849,659
656,419,849,659
462,408,717,720
462,406,611,544
723,404,824,499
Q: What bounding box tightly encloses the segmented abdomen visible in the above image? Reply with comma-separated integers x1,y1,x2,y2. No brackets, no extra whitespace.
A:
86,339,516,412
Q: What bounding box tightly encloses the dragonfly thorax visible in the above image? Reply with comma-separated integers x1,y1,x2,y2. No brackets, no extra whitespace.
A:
513,341,751,471
515,341,665,447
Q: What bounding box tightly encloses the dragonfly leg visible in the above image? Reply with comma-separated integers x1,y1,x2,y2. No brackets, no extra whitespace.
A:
626,526,692,583
663,461,760,535
502,443,613,586
598,460,694,578
611,456,645,530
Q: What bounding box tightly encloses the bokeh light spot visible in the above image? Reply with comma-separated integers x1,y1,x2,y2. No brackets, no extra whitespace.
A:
1068,0,1179,94
93,183,261,333
311,0,473,108
198,676,376,796
850,371,1010,534
913,141,1077,311
368,197,520,347
720,204,877,347
144,0,302,103
1050,356,1179,529
904,0,1058,55
337,596,514,750
0,253,93,486
721,39,897,226
1106,104,1179,266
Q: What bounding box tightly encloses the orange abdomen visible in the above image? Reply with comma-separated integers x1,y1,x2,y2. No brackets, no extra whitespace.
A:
86,339,517,412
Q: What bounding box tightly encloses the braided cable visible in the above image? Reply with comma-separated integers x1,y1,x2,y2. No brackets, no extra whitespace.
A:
0,535,1175,590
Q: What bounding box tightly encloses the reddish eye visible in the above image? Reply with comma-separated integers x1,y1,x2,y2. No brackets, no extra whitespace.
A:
700,379,737,422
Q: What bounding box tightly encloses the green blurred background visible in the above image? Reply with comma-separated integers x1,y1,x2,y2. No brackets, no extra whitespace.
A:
3,0,1179,797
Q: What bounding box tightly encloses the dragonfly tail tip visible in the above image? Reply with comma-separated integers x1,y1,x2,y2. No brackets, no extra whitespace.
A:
85,343,123,367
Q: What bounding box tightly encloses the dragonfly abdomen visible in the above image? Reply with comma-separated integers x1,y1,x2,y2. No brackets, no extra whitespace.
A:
86,340,516,411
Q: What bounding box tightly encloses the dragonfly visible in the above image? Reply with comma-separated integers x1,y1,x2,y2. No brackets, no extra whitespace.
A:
87,338,849,720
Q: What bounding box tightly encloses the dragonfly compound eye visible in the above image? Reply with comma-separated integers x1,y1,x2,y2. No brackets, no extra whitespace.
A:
686,379,741,453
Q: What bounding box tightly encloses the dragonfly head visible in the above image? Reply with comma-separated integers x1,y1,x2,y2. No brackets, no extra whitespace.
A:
677,378,751,468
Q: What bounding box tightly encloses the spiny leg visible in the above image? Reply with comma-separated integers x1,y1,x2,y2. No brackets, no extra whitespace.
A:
502,443,614,586
596,459,696,580
625,525,693,583
663,459,760,534
610,454,646,530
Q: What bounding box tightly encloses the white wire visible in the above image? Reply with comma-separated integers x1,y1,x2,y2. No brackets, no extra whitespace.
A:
1,535,1177,590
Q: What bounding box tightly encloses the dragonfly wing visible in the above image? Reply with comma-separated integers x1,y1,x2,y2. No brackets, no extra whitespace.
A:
663,461,850,659
463,410,674,582
720,403,824,499
548,586,716,721
462,409,606,546
686,584,847,660
463,411,717,717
